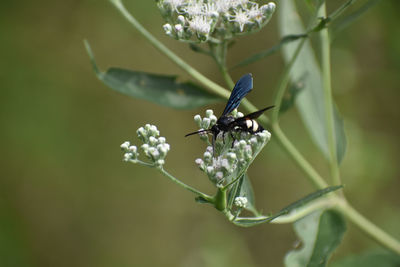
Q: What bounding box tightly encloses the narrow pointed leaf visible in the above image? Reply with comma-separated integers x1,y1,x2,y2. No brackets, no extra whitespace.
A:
85,41,221,109
285,210,346,267
278,0,347,163
233,186,342,227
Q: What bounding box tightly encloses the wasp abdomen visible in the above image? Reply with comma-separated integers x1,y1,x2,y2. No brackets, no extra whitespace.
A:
238,119,264,133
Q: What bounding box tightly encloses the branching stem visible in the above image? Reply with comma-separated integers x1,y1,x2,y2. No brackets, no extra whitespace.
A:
110,0,400,254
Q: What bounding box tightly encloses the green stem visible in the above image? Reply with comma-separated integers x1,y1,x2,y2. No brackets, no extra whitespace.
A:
111,0,400,254
213,41,235,89
336,199,400,255
159,168,213,202
319,3,342,187
110,0,230,99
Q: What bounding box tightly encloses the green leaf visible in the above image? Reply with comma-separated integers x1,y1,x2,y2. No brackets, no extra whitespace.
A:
278,0,347,163
331,250,400,267
233,186,343,227
278,185,342,215
84,40,222,109
285,210,346,267
232,34,307,69
239,173,258,215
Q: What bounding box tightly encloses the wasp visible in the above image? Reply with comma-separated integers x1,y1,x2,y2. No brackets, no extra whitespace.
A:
185,73,274,150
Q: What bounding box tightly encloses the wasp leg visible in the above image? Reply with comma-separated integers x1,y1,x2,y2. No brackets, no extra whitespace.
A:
230,132,236,148
212,134,216,157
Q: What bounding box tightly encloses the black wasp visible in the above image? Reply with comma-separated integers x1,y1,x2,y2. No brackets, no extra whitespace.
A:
185,73,274,150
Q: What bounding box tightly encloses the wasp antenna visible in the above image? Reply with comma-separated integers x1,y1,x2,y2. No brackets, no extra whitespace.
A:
184,129,210,137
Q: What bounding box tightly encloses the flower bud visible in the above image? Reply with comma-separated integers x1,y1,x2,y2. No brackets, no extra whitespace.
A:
209,114,217,125
123,152,133,162
128,145,137,153
177,15,185,25
174,24,183,34
149,136,157,146
234,197,248,208
120,141,130,150
194,114,202,127
206,166,214,175
202,117,211,129
203,151,212,163
215,171,224,180
163,23,173,35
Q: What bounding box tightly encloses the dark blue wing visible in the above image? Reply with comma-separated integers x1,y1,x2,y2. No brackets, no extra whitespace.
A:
221,73,253,116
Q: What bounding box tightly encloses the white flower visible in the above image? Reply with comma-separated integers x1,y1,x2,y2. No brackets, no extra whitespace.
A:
231,9,251,32
234,196,248,208
182,1,203,16
188,15,211,35
247,4,263,24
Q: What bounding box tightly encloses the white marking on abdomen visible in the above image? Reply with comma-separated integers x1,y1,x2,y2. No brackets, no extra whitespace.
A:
246,119,252,129
252,120,259,132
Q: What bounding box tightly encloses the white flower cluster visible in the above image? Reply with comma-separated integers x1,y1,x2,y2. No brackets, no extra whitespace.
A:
234,196,248,208
121,124,170,168
193,109,217,141
195,145,238,184
121,141,138,162
157,0,276,42
193,109,271,186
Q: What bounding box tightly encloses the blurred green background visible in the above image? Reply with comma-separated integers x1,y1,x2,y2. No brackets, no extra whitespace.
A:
1,1,399,266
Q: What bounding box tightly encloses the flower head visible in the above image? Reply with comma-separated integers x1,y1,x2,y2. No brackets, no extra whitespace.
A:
121,124,170,168
157,0,276,42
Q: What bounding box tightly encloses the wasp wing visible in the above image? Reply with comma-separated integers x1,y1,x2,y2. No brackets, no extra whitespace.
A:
231,105,275,125
221,73,253,116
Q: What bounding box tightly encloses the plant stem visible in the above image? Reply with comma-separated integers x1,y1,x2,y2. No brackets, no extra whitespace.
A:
159,168,213,202
110,0,230,100
111,0,400,253
271,197,334,224
319,3,342,187
336,199,400,254
211,41,235,89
